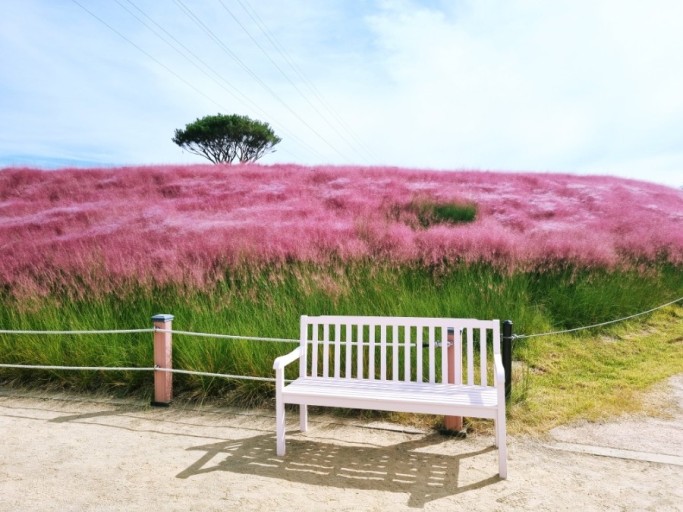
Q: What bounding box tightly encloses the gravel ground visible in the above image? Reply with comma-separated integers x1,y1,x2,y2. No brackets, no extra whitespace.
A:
1,376,681,511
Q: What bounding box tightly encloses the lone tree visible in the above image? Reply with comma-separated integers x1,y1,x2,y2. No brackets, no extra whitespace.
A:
172,113,281,164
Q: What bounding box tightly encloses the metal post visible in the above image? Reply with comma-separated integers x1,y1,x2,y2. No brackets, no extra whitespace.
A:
502,320,513,401
152,314,174,406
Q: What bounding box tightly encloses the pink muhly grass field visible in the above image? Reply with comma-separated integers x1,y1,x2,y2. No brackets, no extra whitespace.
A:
1,163,682,295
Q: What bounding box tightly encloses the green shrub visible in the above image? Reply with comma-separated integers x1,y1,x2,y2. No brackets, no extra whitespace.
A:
406,199,477,228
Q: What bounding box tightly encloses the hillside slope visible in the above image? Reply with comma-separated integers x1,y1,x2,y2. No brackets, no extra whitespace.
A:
1,164,682,295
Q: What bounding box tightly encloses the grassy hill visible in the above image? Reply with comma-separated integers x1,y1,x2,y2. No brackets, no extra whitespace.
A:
1,164,681,295
1,163,682,429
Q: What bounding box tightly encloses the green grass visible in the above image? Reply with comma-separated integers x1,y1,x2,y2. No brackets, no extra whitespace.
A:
389,198,478,228
506,305,683,434
409,199,477,228
1,262,682,429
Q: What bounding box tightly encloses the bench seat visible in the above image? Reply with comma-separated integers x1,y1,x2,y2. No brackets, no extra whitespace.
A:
283,377,499,418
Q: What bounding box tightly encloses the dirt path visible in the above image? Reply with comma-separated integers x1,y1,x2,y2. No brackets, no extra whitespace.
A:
1,377,682,511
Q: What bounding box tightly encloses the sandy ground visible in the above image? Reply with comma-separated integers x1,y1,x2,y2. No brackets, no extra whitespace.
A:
1,377,682,512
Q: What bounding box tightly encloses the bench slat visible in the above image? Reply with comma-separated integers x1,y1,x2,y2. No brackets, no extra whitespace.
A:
356,325,364,379
480,327,487,387
441,326,448,384
323,323,330,378
467,327,474,386
428,326,435,384
455,328,462,385
404,325,411,382
380,325,387,381
311,322,319,378
369,324,376,381
392,324,399,382
345,322,352,379
334,322,341,379
416,327,423,383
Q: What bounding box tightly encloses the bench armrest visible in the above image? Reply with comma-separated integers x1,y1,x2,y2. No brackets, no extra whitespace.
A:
493,353,506,390
273,347,302,371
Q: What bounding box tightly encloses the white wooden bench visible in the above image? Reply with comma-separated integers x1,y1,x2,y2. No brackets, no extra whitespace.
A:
273,315,507,479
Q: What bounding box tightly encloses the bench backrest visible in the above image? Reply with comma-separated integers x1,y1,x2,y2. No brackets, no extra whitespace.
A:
299,316,500,386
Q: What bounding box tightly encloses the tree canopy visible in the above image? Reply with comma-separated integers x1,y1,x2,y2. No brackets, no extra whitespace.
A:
172,113,281,164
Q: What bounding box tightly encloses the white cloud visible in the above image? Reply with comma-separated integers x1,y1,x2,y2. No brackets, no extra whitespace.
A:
358,0,683,181
0,0,681,187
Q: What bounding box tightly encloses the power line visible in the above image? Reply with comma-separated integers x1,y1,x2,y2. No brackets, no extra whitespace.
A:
72,0,323,162
218,0,375,162
117,0,257,110
173,0,351,163
70,0,229,114
114,0,323,161
235,0,379,162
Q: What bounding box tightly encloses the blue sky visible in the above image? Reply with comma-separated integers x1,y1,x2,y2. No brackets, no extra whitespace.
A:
1,0,682,188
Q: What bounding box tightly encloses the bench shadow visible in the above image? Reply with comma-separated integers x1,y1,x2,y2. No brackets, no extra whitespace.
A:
177,432,500,508
48,407,138,423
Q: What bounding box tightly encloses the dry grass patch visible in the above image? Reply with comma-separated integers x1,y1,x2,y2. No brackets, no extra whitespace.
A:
506,305,683,435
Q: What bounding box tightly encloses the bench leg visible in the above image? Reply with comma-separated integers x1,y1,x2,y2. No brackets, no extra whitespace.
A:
496,408,508,479
276,396,286,456
300,404,308,432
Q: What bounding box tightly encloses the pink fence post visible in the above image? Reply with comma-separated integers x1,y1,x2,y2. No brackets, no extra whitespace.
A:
152,314,174,406
444,327,464,432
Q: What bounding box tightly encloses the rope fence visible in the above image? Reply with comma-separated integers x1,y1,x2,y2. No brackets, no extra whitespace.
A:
0,364,278,383
513,296,683,340
154,367,277,382
153,328,298,344
154,328,445,348
2,295,680,343
0,364,154,372
0,296,681,402
0,328,154,335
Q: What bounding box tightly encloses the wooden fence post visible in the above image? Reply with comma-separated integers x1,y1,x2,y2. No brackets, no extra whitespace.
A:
152,314,174,406
444,327,464,432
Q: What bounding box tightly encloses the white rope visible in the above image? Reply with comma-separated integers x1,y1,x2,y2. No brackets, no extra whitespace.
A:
0,328,154,335
0,363,154,372
153,329,437,348
0,363,279,383
154,367,276,382
515,296,683,340
154,328,298,344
